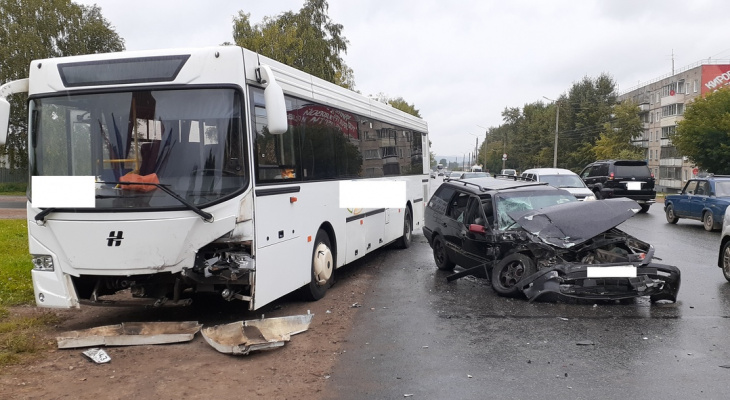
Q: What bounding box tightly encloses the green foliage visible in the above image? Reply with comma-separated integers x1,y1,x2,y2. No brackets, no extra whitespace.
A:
233,0,354,90
482,73,624,173
0,220,34,306
674,87,730,174
387,97,421,118
0,0,125,170
593,100,645,160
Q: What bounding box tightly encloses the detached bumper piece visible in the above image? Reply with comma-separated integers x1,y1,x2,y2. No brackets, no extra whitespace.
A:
56,321,202,349
520,262,681,302
202,313,314,355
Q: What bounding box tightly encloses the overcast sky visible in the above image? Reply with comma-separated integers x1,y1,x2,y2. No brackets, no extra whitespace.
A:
75,0,730,158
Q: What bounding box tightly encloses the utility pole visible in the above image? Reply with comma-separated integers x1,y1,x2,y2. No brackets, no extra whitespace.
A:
543,96,560,168
553,104,559,168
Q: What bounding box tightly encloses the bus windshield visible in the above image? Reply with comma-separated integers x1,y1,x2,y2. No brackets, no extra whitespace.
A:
28,88,247,209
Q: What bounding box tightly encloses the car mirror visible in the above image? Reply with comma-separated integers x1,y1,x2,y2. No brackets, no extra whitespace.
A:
468,224,487,235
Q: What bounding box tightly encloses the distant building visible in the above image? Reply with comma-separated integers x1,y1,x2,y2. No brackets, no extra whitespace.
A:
619,60,730,192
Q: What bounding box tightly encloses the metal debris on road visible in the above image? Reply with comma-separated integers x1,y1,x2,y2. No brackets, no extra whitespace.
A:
202,313,314,355
351,302,362,308
82,348,111,364
57,321,202,349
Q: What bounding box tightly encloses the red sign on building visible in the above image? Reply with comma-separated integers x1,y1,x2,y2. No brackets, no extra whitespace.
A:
701,65,730,95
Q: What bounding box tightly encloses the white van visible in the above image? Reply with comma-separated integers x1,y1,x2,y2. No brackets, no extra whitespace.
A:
521,168,596,201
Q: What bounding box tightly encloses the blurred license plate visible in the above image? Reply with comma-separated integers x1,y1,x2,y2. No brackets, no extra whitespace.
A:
626,182,642,190
587,266,637,278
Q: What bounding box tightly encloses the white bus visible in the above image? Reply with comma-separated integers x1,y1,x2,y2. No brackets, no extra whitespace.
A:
0,46,429,310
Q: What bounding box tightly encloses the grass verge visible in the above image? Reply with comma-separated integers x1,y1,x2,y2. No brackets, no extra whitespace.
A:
0,220,60,367
0,182,27,195
0,309,60,366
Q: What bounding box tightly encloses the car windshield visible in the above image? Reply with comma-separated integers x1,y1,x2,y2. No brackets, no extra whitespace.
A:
539,174,585,188
462,172,489,179
715,181,730,197
28,88,247,210
495,190,577,230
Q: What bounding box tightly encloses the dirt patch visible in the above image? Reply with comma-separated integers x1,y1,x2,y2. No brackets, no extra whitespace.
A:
0,252,386,400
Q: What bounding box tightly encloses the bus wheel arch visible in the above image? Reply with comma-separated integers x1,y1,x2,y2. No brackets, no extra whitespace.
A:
302,225,336,301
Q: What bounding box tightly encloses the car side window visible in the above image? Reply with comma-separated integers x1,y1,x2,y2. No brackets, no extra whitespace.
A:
430,186,455,214
597,164,609,176
580,167,591,179
684,180,698,195
447,193,470,222
463,197,481,225
697,181,710,196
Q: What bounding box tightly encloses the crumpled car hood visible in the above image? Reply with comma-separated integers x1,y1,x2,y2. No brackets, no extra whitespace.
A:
508,197,640,248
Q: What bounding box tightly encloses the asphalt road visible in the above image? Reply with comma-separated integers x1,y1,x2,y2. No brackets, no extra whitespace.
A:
324,182,730,399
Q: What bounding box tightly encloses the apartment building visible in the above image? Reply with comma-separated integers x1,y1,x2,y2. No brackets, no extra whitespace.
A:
619,60,730,192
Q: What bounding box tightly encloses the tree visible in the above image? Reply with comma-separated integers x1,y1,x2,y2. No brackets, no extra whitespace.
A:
387,97,421,118
674,87,730,174
0,0,125,169
593,100,645,160
232,0,355,90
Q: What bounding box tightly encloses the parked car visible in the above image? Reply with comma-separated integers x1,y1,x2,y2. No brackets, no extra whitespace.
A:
500,168,517,176
579,160,656,213
718,205,730,282
422,178,680,302
521,168,596,201
665,175,730,231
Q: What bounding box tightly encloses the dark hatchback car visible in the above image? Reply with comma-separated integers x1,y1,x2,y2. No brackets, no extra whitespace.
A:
665,176,730,231
579,160,656,213
422,178,680,302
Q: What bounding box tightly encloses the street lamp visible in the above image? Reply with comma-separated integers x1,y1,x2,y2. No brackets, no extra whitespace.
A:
466,132,479,169
543,96,560,168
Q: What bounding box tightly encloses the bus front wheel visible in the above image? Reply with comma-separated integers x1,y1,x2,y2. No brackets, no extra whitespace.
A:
303,229,334,301
395,208,412,249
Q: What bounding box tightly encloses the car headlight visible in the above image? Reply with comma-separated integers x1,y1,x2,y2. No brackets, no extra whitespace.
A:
583,195,597,201
31,255,54,271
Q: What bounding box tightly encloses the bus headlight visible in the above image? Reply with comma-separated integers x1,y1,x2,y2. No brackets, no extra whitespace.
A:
31,255,54,271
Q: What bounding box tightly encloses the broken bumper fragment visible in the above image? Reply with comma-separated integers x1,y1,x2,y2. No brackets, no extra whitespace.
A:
519,262,681,302
56,321,202,349
202,313,314,355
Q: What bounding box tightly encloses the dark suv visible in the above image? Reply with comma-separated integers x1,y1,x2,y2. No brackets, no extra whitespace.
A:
422,177,680,302
579,160,656,213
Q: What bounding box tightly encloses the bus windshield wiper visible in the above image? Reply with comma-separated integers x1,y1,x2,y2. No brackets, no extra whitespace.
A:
34,207,57,222
107,181,214,222
35,182,213,223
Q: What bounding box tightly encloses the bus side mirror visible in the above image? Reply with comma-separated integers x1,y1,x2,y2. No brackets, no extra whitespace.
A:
0,97,9,145
0,78,30,145
256,65,288,135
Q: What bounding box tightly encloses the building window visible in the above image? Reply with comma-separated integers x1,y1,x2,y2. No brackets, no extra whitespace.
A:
694,80,698,93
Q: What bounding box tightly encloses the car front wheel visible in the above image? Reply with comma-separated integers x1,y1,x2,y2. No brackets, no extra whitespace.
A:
722,241,730,282
491,253,536,297
665,204,679,224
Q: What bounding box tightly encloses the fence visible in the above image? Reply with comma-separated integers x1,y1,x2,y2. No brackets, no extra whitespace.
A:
0,169,28,183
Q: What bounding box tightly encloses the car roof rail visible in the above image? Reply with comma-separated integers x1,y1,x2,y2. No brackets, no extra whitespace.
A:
448,179,548,192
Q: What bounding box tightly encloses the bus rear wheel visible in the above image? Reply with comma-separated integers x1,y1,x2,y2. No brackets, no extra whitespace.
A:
302,229,334,301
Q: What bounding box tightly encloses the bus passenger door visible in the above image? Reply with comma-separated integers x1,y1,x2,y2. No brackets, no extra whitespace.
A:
252,188,307,309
